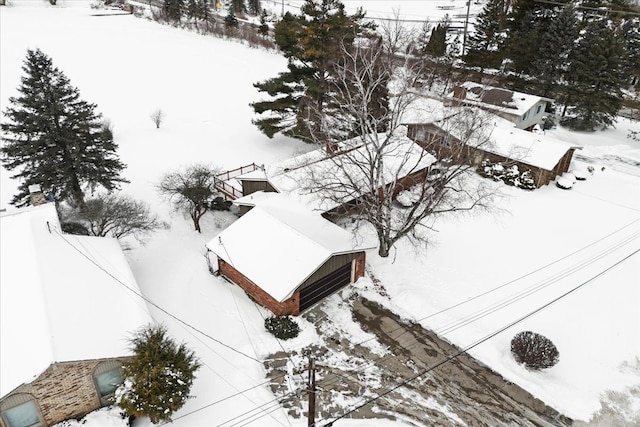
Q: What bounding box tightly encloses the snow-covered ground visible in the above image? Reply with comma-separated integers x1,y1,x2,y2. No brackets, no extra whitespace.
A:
2,2,639,427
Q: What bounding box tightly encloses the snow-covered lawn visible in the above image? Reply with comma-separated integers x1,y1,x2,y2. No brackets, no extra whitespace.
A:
2,3,639,427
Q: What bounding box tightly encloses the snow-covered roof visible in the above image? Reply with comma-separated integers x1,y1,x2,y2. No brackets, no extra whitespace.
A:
0,203,152,396
207,199,373,302
448,82,552,117
234,169,268,182
485,122,579,170
439,111,579,170
258,133,436,213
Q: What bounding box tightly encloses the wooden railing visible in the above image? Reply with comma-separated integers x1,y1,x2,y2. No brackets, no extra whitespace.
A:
214,163,261,200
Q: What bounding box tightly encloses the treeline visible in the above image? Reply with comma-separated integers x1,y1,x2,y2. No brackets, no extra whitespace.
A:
464,0,639,130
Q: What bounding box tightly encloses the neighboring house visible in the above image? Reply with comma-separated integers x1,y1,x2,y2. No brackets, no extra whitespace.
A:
0,198,152,427
404,109,580,188
206,198,374,316
445,82,552,130
232,134,436,218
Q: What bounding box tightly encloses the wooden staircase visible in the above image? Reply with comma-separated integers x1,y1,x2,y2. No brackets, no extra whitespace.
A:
214,163,261,200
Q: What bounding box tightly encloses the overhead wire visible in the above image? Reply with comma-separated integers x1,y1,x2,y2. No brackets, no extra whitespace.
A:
320,248,640,426
310,222,640,393
51,228,264,364
149,219,640,426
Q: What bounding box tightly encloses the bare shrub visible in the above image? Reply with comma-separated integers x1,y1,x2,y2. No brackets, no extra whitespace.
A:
150,108,165,129
511,331,560,371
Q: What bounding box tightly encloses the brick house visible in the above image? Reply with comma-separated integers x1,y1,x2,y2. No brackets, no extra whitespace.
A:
206,200,373,315
445,82,553,131
0,202,152,427
403,108,580,188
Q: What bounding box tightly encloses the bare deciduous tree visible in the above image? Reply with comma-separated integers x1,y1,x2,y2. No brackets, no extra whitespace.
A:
301,28,499,257
150,108,165,129
61,192,168,244
157,164,219,233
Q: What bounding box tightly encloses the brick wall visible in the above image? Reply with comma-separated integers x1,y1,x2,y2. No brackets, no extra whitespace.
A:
353,253,366,281
218,259,299,316
1,358,128,427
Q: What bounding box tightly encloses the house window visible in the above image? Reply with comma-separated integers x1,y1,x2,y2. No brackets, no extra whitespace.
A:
535,104,543,115
522,111,530,121
1,400,43,427
93,360,124,405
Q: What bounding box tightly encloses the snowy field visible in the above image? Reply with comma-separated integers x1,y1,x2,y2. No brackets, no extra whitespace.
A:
1,2,639,427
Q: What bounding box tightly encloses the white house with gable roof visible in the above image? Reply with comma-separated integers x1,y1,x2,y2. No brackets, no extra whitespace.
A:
0,201,152,427
446,82,552,130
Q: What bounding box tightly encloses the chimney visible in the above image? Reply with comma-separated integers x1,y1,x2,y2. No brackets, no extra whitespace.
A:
452,86,467,106
29,184,46,206
325,141,339,156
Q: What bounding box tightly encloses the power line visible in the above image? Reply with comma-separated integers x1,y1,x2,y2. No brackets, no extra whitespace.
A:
190,224,640,427
313,219,640,378
52,228,263,364
320,247,640,426
310,223,640,396
533,0,640,16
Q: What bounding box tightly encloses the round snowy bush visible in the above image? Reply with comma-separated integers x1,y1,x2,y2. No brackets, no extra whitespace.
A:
571,169,588,181
265,315,300,340
511,331,560,371
556,175,574,190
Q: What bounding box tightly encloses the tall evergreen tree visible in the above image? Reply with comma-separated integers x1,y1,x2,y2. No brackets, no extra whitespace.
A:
465,0,507,69
251,0,376,142
621,19,640,86
186,0,198,20
247,0,260,15
530,5,578,96
1,49,127,209
230,0,245,15
425,20,448,57
224,9,239,28
198,0,212,22
562,19,627,130
163,0,183,21
503,0,565,74
258,10,269,36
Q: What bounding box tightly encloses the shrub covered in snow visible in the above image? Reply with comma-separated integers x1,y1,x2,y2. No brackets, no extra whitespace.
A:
264,315,300,340
511,331,560,371
478,160,536,190
571,169,588,181
116,325,201,423
556,172,576,190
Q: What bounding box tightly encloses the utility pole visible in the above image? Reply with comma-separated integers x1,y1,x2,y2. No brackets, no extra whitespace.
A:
462,0,472,57
307,357,316,427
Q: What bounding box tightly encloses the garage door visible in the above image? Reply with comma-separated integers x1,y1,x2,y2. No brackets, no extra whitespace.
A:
299,262,352,312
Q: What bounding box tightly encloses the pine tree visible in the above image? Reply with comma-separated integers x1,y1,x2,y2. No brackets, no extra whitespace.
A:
225,9,239,28
163,0,183,21
562,19,627,130
503,0,566,74
247,0,260,15
258,10,269,36
1,49,127,209
465,0,507,69
230,0,245,15
199,0,212,22
186,0,198,20
621,19,640,86
425,22,448,57
116,325,200,424
530,6,578,96
251,0,377,141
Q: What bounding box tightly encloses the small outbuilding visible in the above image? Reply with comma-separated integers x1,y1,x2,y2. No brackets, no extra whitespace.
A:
206,199,374,315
